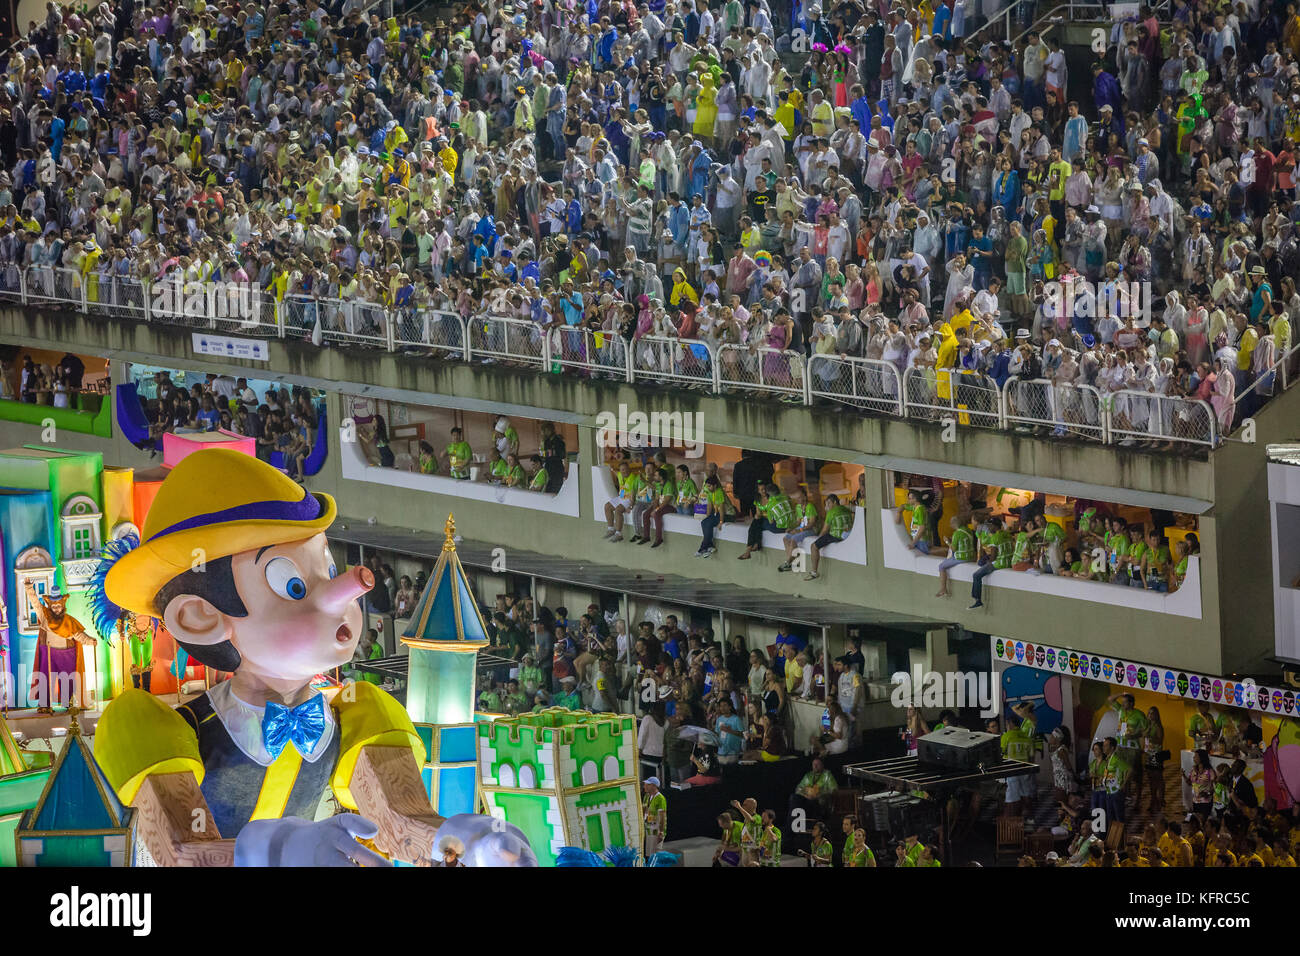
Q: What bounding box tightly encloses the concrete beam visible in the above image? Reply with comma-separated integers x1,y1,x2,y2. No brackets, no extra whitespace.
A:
0,304,1214,506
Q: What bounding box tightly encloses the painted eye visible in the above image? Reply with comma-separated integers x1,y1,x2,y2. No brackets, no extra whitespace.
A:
327,562,338,580
265,556,308,600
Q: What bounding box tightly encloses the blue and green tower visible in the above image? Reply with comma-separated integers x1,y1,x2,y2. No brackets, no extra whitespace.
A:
400,515,486,817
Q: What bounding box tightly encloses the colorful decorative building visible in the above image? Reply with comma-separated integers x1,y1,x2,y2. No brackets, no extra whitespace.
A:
0,714,52,866
400,515,485,818
15,711,136,866
477,710,642,867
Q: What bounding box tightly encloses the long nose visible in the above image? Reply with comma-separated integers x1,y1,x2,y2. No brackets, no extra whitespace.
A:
319,565,373,614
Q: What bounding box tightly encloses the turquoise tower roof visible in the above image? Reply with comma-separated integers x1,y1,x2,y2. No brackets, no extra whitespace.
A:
28,715,128,831
401,515,490,650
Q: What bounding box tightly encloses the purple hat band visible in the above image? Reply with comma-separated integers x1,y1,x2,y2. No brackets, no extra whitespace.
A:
150,489,324,542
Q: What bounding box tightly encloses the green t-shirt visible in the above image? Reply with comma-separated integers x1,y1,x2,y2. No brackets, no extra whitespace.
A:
900,841,925,867
446,440,472,476
1113,703,1147,750
797,769,838,795
723,820,744,847
846,843,875,867
760,825,782,865
951,526,975,560
1012,530,1034,563
826,504,853,539
645,792,668,832
706,487,727,513
529,468,549,490
1077,508,1097,535
1002,729,1034,762
618,472,646,499
654,478,677,501
1104,752,1130,792
1042,521,1066,545
505,464,526,486
1127,540,1148,566
489,458,510,479
907,502,928,542
764,493,794,530
993,530,1013,569
794,501,818,530
676,478,698,506
810,839,832,865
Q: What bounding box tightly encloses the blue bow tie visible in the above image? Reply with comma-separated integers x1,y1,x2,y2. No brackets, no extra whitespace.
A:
262,694,326,761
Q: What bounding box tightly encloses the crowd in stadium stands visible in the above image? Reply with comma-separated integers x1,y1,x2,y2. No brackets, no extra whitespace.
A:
0,0,1296,446
891,472,1201,605
358,409,571,492
601,447,861,577
136,368,322,478
1,350,91,404
346,541,1300,865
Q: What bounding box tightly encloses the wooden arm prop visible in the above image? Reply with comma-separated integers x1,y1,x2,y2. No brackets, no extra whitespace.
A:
350,745,444,866
131,771,236,867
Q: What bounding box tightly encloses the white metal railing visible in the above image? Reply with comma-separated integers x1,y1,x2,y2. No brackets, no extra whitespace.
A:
631,335,718,390
393,307,468,358
1106,390,1216,447
807,354,904,415
469,314,546,368
551,326,630,380
1003,377,1106,442
9,268,1256,450
903,366,1004,429
717,344,805,398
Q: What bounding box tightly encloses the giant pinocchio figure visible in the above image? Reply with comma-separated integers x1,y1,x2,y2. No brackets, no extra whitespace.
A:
91,448,535,867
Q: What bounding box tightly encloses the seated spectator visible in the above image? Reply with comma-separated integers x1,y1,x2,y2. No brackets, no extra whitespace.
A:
788,756,838,826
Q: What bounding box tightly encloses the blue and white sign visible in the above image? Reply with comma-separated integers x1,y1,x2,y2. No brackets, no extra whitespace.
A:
191,332,270,362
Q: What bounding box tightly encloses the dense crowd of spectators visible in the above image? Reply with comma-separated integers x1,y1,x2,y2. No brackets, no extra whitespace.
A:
892,472,1201,605
137,368,321,477
1,0,1297,450
356,408,571,491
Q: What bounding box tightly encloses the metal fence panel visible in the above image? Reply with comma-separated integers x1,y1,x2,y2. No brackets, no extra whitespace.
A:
718,345,804,398
807,354,903,415
311,298,389,348
394,308,467,357
1003,377,1105,441
0,262,21,302
209,286,281,337
550,327,628,379
1109,390,1216,447
138,274,209,328
470,314,546,367
631,336,716,390
27,266,83,309
903,367,1002,428
93,275,148,320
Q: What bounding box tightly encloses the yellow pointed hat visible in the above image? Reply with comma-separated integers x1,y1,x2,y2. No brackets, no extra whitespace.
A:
104,448,336,618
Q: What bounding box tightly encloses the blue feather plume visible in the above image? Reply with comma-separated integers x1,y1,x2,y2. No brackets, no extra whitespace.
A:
86,532,141,640
646,851,679,867
555,847,605,868
602,845,641,868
